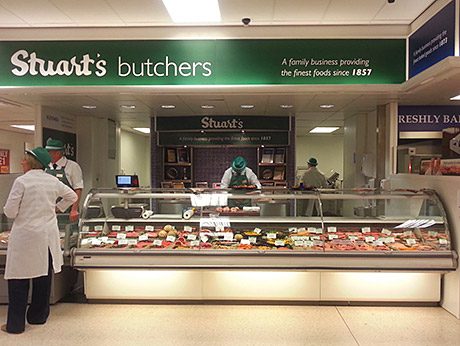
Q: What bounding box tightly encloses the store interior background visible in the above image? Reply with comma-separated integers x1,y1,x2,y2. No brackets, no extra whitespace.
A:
0,0,459,317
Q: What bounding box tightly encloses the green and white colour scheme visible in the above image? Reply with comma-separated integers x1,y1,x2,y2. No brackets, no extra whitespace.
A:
0,39,405,86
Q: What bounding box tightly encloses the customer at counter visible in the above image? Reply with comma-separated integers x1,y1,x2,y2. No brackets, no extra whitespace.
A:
220,156,261,189
45,138,83,222
2,147,77,334
301,157,327,216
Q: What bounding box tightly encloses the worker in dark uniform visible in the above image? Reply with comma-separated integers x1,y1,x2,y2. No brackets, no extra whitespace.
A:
45,138,83,222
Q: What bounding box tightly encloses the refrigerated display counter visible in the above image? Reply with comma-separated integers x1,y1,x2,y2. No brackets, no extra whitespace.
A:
72,188,457,302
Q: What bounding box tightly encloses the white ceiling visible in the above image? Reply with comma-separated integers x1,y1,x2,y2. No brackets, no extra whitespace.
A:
0,0,458,137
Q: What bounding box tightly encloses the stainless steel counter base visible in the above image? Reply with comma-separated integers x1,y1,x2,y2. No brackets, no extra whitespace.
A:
72,249,457,271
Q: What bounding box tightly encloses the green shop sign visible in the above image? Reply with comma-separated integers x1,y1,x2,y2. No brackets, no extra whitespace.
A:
0,39,405,86
159,131,289,146
156,116,290,131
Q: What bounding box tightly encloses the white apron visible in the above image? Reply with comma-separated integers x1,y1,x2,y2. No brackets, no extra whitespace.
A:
3,169,77,279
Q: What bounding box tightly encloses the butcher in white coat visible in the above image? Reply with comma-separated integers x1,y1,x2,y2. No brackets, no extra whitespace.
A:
2,147,77,334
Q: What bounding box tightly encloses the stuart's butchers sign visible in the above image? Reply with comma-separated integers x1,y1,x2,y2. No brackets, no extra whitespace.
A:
0,149,10,174
0,39,405,86
398,106,460,139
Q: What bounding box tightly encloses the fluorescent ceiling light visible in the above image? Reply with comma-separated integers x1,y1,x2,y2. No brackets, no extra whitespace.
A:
162,0,221,23
82,105,97,109
201,105,215,109
11,124,35,131
309,127,339,134
449,94,460,100
161,104,176,109
240,104,255,109
320,104,335,109
121,105,136,109
280,104,293,109
133,127,150,134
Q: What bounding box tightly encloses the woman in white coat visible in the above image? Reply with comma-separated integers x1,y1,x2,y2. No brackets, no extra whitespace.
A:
2,147,77,334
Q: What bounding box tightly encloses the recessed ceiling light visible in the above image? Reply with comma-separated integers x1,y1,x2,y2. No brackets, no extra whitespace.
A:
201,105,215,109
280,104,294,109
133,127,150,134
162,0,221,23
161,105,176,109
82,105,97,109
309,127,339,134
11,125,35,131
240,104,255,109
121,105,136,109
319,104,335,109
450,94,460,100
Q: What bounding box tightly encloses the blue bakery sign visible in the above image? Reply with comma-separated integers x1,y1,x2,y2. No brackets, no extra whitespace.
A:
398,106,460,139
408,1,455,78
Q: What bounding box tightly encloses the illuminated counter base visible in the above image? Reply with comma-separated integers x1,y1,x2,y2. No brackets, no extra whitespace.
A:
83,270,440,302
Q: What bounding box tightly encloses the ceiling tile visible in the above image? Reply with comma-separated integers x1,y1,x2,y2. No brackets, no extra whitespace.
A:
375,0,436,22
323,0,384,23
0,3,27,24
50,0,124,25
219,0,275,23
0,0,73,25
107,0,170,24
273,0,329,23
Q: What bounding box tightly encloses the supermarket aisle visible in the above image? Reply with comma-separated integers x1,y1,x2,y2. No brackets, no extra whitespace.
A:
0,304,459,345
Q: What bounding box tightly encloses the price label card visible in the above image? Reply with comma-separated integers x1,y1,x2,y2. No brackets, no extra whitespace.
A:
294,240,304,247
100,237,109,242
190,240,200,247
315,228,323,234
249,237,257,244
215,225,225,232
224,233,234,241
403,231,413,237
304,240,314,247
125,225,134,232
145,225,154,232
428,231,439,237
112,225,121,231
267,233,277,239
406,238,417,246
127,239,138,245
200,236,209,243
138,235,148,241
374,240,385,246
82,225,90,232
184,226,193,232
187,234,197,241
288,227,297,233
153,239,163,246
385,237,395,243
240,239,251,245
118,239,128,245
327,227,337,233
106,239,116,245
439,239,448,245
91,239,102,246
348,236,358,241
361,227,371,233
313,240,323,246
297,227,306,233
365,236,375,243
166,236,176,242
253,228,262,234
382,229,392,235
94,225,103,231
307,227,316,233
274,240,285,246
310,236,321,241
116,233,126,239
80,238,91,245
328,234,339,240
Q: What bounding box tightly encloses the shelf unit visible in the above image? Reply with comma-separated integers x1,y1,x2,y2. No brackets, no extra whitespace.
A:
162,147,193,187
257,146,287,187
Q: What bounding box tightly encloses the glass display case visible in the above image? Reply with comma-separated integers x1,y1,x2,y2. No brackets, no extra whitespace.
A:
72,188,457,271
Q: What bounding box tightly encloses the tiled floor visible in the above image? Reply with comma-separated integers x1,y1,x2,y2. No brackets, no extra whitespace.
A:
0,304,459,345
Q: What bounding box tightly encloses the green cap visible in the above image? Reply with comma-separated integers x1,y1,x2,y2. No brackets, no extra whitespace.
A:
308,157,318,166
26,147,52,168
45,138,64,150
232,156,247,172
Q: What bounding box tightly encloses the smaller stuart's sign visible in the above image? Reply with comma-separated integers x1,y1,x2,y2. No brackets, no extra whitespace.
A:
156,116,289,131
398,106,460,139
0,149,10,173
